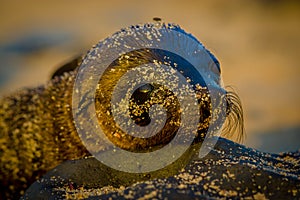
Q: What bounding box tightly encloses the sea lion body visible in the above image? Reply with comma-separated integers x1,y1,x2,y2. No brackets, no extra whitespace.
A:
0,23,244,199
0,72,90,199
0,66,208,199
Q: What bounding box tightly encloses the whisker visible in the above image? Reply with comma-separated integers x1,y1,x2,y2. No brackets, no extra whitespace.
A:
221,86,245,143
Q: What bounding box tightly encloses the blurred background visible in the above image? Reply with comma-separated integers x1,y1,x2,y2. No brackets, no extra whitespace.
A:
0,0,299,153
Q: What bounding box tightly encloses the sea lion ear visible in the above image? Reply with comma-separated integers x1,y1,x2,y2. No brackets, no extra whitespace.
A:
205,49,221,73
51,56,82,79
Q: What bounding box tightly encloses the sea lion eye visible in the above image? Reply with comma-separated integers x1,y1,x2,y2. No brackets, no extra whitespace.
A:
129,84,155,126
131,83,154,105
138,83,154,93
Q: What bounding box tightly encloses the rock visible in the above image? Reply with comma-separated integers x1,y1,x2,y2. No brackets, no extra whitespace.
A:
22,138,300,199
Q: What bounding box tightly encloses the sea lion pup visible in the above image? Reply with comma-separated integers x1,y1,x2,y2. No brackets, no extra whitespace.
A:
0,22,244,199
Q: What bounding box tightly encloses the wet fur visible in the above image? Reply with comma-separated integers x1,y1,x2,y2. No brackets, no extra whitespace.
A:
0,53,244,199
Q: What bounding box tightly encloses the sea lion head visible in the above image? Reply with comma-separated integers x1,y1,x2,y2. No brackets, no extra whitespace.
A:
54,22,244,155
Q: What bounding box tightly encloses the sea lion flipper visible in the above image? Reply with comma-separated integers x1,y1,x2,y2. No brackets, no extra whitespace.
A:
51,56,82,79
